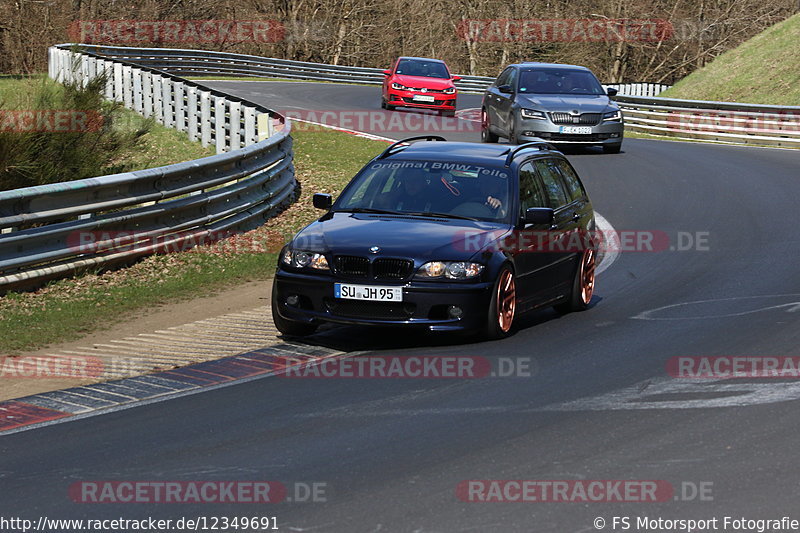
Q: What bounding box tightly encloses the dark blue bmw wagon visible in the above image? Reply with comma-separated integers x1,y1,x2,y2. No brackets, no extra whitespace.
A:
272,136,597,340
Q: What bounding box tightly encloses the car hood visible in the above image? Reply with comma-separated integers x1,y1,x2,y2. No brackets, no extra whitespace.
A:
517,93,614,112
292,212,510,261
393,74,455,90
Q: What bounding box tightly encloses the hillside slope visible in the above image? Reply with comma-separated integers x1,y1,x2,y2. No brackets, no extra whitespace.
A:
660,13,800,105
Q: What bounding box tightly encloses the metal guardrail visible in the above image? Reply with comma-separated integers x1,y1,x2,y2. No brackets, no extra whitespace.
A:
617,95,800,148
78,44,797,147
0,46,295,290
66,44,670,97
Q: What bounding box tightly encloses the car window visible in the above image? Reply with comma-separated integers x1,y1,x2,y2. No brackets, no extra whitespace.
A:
335,160,511,222
495,67,512,87
553,158,585,203
518,162,547,212
506,68,518,91
518,68,605,95
532,159,569,208
395,59,450,79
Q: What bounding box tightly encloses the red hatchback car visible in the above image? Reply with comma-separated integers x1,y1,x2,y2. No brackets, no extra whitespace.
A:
381,57,461,116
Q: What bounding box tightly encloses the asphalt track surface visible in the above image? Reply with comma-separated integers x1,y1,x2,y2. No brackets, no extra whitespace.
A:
2,81,800,532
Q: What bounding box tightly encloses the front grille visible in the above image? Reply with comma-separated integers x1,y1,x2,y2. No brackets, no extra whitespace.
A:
530,132,612,142
334,255,369,277
406,87,445,93
401,97,449,105
373,258,414,280
549,112,602,125
324,299,416,320
333,255,415,281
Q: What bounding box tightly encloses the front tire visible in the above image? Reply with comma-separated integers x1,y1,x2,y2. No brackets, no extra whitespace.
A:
554,247,596,313
271,282,318,337
485,265,516,340
481,109,499,143
603,143,622,154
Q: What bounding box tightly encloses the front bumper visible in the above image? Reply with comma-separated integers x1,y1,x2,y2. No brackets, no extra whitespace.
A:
273,270,492,332
386,89,456,110
518,117,624,145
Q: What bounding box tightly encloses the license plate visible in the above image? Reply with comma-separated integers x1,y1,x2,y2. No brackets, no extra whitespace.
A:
334,283,403,302
559,126,592,134
412,94,435,102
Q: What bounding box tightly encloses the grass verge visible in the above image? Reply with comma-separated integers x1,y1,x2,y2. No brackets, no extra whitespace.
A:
0,127,387,353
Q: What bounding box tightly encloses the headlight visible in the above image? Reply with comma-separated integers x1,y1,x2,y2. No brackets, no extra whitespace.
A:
444,87,456,94
391,82,408,90
603,110,622,121
416,261,484,280
520,109,546,120
281,249,329,271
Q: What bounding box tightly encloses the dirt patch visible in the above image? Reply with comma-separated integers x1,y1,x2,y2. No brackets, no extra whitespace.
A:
1,280,272,401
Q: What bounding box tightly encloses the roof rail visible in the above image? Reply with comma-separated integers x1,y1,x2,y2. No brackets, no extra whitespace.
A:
503,141,557,166
376,135,447,159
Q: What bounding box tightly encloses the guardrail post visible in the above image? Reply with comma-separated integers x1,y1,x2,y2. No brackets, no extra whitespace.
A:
133,69,144,113
152,75,163,124
187,87,199,141
257,113,272,142
229,102,242,150
244,107,256,146
142,72,153,118
163,79,174,128
114,62,123,103
87,56,96,84
214,96,227,153
122,65,133,108
200,91,212,147
174,82,186,132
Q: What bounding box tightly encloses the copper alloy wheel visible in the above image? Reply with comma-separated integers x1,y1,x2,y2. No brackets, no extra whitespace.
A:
496,270,516,333
580,248,596,305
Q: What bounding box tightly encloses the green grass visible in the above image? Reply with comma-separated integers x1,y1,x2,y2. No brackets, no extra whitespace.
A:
660,13,800,105
0,128,387,353
0,77,215,184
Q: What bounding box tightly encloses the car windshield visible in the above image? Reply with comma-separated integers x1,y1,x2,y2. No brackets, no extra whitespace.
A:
335,160,511,222
518,68,605,95
395,59,450,79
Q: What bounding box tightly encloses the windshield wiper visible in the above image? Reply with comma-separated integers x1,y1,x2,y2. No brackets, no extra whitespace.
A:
336,207,403,215
403,211,482,221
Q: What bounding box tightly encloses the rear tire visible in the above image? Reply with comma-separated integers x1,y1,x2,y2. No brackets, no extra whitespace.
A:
603,143,622,154
554,247,596,313
485,265,516,340
481,109,499,143
271,282,318,337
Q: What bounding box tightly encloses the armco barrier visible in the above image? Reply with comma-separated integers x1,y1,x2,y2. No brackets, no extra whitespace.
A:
616,95,800,148
63,44,671,97
0,46,295,291
73,44,799,147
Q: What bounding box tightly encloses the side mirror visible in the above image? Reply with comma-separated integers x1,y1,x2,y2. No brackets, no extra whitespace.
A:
498,84,513,94
523,207,554,225
313,193,332,210
607,87,618,97
452,75,462,82
382,69,391,76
